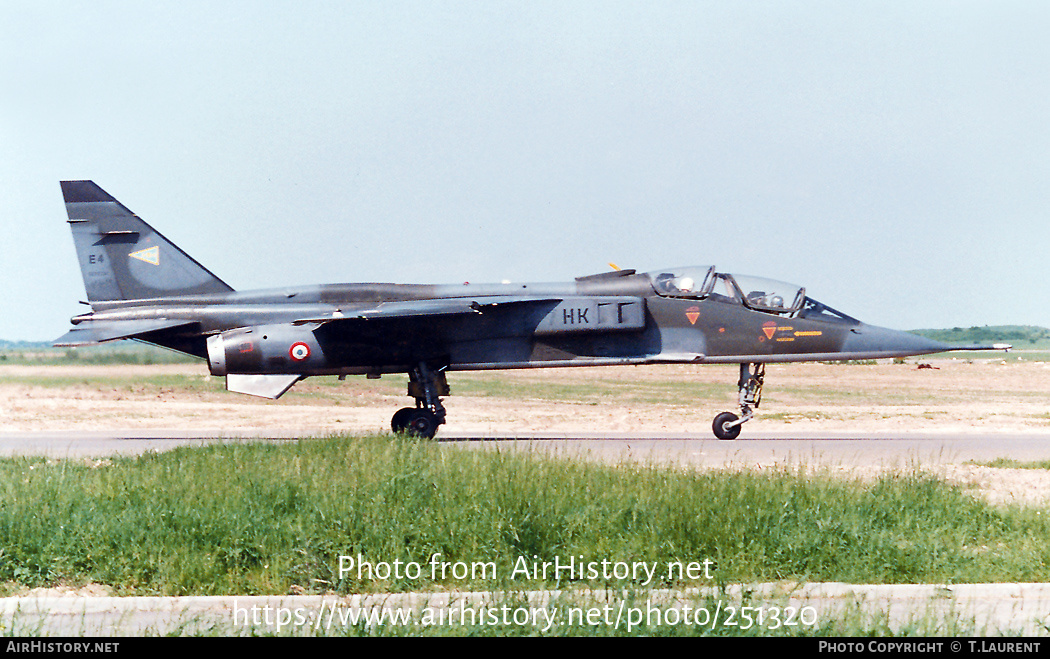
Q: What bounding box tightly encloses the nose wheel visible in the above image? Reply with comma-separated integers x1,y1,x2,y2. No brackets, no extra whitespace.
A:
712,411,742,440
712,363,764,440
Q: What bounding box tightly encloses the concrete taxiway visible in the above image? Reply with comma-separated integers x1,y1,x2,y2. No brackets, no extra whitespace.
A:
4,583,1050,636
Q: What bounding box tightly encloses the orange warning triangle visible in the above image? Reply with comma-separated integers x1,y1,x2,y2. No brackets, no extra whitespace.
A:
762,325,777,339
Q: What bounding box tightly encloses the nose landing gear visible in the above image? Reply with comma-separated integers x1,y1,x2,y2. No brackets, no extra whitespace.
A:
712,362,764,440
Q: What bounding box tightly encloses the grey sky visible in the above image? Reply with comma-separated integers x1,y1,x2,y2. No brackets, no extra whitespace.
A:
2,1,1047,340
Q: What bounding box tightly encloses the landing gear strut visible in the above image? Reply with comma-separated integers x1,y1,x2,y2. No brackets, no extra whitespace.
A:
391,362,449,439
712,363,765,440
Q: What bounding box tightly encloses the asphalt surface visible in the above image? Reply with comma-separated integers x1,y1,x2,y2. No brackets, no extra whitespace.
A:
3,430,1050,467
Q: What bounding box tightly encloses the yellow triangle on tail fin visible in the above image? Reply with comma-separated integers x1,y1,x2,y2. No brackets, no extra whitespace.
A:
129,246,159,266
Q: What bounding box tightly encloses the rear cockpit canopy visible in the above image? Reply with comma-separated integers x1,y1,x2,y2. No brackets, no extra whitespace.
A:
649,266,716,298
647,267,807,316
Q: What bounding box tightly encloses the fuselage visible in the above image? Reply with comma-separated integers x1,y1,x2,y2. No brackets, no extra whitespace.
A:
71,269,953,378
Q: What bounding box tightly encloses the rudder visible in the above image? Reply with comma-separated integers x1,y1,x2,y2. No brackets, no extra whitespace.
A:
61,181,234,302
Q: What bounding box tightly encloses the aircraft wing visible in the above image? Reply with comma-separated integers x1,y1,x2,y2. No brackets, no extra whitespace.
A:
292,297,562,325
53,319,199,347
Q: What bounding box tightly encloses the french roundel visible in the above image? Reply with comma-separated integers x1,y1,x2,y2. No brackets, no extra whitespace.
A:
289,342,311,361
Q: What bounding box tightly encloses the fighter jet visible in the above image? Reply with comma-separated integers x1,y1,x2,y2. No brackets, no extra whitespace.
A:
54,181,1006,439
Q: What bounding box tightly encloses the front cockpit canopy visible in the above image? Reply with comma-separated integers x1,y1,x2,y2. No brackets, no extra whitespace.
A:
729,274,805,314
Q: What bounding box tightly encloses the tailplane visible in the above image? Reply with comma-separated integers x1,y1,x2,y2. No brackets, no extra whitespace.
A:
61,181,233,302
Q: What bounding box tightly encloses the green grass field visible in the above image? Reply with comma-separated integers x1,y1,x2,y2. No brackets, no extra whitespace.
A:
2,434,1048,600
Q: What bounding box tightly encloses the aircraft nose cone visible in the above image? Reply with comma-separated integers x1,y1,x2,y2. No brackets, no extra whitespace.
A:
841,324,950,358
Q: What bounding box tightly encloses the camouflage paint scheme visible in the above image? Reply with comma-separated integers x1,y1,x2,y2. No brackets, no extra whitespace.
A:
55,181,1000,439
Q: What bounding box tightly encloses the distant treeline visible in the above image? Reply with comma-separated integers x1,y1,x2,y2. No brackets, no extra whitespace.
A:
910,325,1050,346
0,340,197,364
0,340,51,350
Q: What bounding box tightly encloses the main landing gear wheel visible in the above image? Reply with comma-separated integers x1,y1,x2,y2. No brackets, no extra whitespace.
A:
712,412,742,440
391,362,449,439
404,409,439,439
391,407,415,433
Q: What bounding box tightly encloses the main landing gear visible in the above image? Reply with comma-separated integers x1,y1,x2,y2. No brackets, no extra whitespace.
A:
391,362,449,439
712,363,765,440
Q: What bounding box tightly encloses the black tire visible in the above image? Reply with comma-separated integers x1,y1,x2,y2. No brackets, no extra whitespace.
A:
391,407,415,433
405,409,439,439
712,411,742,440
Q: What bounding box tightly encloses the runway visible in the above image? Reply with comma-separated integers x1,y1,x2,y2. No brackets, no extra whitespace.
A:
2,430,1050,468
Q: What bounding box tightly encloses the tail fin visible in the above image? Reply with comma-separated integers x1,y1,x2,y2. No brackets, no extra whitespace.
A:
61,181,234,302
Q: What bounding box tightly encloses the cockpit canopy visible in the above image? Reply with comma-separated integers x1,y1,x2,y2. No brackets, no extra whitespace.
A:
647,267,807,316
728,274,806,314
649,266,716,298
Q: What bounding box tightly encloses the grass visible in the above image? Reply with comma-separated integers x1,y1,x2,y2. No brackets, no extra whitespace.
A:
0,362,735,407
1,434,1050,599
0,372,223,391
451,374,729,406
971,458,1050,470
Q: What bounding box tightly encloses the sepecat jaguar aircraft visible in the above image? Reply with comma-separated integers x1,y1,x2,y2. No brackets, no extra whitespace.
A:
55,181,1006,439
